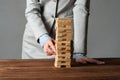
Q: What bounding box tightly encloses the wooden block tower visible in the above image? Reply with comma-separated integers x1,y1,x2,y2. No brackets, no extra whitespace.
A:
54,18,72,68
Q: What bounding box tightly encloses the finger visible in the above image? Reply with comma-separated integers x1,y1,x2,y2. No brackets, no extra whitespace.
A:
44,47,50,56
84,57,105,64
48,41,56,54
44,43,51,56
43,45,47,54
45,48,52,56
51,39,55,45
47,52,52,56
47,51,52,56
47,47,54,55
95,60,105,65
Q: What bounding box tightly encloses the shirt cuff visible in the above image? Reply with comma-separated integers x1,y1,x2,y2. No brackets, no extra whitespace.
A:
73,53,86,58
39,33,51,47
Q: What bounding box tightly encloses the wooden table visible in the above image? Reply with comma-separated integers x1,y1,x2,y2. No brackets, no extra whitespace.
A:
0,58,120,80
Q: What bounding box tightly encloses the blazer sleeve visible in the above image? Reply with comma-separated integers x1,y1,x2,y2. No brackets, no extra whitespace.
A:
25,0,48,42
73,0,89,53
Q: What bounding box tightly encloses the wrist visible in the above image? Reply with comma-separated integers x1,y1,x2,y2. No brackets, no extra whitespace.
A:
73,53,86,59
39,34,51,47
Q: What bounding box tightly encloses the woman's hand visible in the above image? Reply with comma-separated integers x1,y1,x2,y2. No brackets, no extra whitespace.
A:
43,38,56,56
75,56,105,64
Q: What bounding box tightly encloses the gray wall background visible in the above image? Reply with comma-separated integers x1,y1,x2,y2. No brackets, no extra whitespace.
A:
0,0,119,59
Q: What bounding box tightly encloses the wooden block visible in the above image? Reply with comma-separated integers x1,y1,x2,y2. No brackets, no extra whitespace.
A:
56,44,71,48
56,38,71,41
57,47,71,51
54,63,71,68
56,41,71,45
56,49,71,53
56,28,72,32
56,50,71,53
56,34,72,39
56,54,71,57
56,32,72,36
55,65,71,68
56,42,70,46
55,61,71,65
55,58,71,62
57,50,71,53
56,41,71,43
55,56,71,61
54,61,71,68
56,29,71,33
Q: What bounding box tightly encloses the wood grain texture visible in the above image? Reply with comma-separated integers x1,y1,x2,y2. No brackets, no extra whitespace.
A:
0,58,120,80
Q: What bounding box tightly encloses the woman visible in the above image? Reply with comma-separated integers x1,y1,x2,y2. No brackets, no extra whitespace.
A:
22,0,105,64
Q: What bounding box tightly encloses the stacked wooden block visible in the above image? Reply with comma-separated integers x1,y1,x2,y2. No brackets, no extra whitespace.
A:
54,18,72,68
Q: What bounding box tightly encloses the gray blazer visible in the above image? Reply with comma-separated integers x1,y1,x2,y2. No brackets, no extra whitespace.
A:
22,0,89,59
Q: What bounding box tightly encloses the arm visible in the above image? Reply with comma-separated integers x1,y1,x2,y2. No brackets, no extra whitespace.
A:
25,0,56,55
73,0,105,64
73,53,86,58
25,0,48,42
73,0,89,54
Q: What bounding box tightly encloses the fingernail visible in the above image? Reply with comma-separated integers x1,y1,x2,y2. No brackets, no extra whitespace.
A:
98,62,105,64
82,62,87,64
